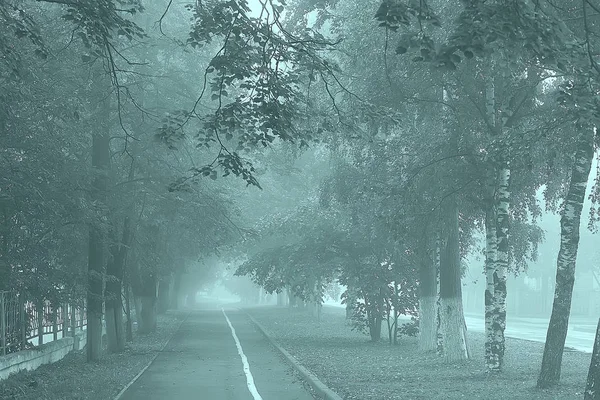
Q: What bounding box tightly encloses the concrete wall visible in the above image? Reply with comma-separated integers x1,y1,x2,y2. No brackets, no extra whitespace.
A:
0,329,87,381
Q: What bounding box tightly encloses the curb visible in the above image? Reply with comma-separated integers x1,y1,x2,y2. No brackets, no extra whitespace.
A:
113,312,190,400
244,311,344,400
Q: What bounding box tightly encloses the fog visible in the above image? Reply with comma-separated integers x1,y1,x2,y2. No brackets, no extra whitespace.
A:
2,0,600,399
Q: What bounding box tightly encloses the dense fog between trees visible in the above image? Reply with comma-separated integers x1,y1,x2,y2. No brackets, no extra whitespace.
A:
2,0,600,399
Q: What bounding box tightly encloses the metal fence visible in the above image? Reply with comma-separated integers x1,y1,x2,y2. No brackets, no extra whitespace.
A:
0,291,87,356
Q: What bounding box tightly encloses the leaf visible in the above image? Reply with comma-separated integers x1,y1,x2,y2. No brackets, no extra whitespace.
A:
396,45,408,55
34,49,47,60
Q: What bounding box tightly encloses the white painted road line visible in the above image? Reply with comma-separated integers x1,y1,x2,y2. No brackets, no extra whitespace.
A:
222,309,264,400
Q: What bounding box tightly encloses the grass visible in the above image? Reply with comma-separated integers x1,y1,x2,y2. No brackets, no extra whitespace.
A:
0,311,186,400
246,305,590,400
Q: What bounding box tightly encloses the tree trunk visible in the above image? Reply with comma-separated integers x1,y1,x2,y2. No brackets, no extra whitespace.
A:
434,234,444,355
537,130,594,388
369,314,382,342
311,279,322,321
585,318,600,399
492,167,510,369
124,283,133,342
139,296,157,334
105,217,132,353
439,196,469,362
393,312,399,345
138,272,157,334
288,287,298,309
367,289,383,342
484,197,498,369
483,68,511,371
418,250,437,352
484,165,510,372
157,278,170,314
87,100,110,362
345,284,357,319
87,216,104,361
133,295,142,328
171,269,183,310
0,203,10,292
277,291,285,306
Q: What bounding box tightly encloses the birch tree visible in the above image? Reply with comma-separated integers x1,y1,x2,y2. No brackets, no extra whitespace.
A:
586,318,600,400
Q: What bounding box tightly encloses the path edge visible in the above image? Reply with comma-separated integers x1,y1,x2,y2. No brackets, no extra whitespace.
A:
243,310,344,400
112,311,190,400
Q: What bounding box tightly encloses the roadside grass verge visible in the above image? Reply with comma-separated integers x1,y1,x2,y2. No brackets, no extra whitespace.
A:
246,305,588,400
0,311,186,400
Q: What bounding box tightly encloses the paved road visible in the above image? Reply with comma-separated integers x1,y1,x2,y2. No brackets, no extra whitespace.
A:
119,306,315,400
464,313,596,353
324,301,596,353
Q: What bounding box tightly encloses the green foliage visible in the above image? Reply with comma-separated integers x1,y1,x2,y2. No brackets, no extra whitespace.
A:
155,0,344,188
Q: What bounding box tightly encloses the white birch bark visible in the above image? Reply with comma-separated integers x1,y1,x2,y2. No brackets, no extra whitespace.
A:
435,235,444,356
484,202,498,369
538,129,595,387
483,70,510,372
493,166,510,370
585,318,600,399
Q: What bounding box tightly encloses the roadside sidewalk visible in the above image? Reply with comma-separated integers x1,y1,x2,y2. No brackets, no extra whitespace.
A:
0,312,185,400
246,305,590,400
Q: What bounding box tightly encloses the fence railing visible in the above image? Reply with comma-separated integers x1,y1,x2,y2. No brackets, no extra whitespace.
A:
0,291,87,356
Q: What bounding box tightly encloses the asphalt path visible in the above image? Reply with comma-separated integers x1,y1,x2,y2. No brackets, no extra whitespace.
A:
119,305,315,400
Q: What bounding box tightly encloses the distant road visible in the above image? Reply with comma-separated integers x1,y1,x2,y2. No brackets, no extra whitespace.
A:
464,313,595,353
118,304,315,400
323,301,595,353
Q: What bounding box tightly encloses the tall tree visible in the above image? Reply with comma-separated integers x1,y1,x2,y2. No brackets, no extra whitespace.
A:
537,126,595,387
87,70,111,362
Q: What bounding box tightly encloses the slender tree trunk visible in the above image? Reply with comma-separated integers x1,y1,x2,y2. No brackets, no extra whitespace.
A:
87,92,111,362
439,196,469,362
483,166,510,372
345,284,357,319
288,286,296,309
171,269,183,310
124,283,133,342
310,279,322,321
435,235,444,356
386,298,393,344
133,295,142,328
537,130,594,388
484,199,500,370
366,291,383,342
393,311,399,345
492,166,510,369
483,66,511,372
418,250,437,352
585,318,600,399
0,203,10,291
157,278,170,314
105,216,132,353
87,227,104,362
369,312,382,342
138,273,157,334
